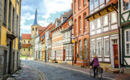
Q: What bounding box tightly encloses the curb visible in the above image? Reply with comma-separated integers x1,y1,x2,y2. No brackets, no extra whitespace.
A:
37,61,115,80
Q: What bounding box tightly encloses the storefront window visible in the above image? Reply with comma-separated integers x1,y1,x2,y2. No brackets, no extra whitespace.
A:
111,12,117,24
123,0,130,11
125,30,130,56
90,0,94,11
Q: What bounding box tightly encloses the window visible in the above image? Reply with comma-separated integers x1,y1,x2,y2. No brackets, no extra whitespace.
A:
24,40,26,44
8,1,12,31
95,0,99,8
79,40,82,59
75,20,77,35
111,12,117,24
104,39,109,56
84,39,88,59
100,0,104,5
90,21,95,31
84,0,87,6
97,40,102,56
103,15,108,26
74,0,76,13
123,0,130,11
91,40,95,56
28,41,30,44
12,8,15,33
3,0,8,26
32,28,34,31
79,17,82,33
84,13,87,32
97,18,101,29
125,30,130,56
90,0,94,11
79,0,81,10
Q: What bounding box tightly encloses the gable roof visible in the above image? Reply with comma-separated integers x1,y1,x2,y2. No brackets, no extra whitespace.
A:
22,34,31,39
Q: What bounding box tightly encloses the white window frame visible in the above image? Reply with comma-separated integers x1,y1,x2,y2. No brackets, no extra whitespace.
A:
103,15,109,27
97,39,102,57
111,12,117,24
104,38,110,57
97,18,102,29
125,29,130,56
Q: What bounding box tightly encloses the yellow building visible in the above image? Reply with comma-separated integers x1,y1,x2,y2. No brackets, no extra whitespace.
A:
0,0,22,79
20,34,32,57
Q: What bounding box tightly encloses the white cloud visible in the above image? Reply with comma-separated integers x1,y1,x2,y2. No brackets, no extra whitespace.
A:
20,24,31,34
39,20,49,27
22,5,33,12
42,0,72,19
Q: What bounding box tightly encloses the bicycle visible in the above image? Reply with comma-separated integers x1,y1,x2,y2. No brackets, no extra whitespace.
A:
89,66,103,80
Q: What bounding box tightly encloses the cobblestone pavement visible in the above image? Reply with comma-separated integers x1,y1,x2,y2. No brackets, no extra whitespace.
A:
23,60,110,80
15,64,43,80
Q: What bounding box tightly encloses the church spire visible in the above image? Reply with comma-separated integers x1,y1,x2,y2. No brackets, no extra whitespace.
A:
33,9,38,25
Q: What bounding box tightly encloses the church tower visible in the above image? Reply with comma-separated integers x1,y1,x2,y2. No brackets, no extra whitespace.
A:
31,9,39,38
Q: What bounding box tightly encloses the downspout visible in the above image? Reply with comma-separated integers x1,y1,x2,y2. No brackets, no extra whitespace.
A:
111,2,121,68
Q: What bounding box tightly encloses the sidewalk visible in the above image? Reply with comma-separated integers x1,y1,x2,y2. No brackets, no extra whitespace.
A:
38,61,130,80
7,64,45,80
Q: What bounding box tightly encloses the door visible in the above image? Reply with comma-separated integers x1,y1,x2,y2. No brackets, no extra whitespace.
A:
113,44,119,68
63,49,66,61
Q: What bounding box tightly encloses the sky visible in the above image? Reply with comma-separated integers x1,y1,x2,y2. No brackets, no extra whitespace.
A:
21,0,72,34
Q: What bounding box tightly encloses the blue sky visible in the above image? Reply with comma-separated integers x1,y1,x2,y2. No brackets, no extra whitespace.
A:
21,0,72,34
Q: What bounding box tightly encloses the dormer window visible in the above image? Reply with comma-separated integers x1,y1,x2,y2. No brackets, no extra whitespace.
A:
56,20,60,27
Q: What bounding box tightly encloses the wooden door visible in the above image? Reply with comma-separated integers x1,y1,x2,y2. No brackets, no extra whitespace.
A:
113,44,119,68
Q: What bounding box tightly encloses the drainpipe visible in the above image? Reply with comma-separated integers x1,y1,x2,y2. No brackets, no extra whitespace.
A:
111,2,121,68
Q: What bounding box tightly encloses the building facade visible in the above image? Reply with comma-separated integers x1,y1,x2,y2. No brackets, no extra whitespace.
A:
86,0,118,68
73,0,90,66
61,10,73,64
119,0,130,67
45,23,54,62
0,0,21,79
20,34,32,57
40,31,46,61
51,19,63,63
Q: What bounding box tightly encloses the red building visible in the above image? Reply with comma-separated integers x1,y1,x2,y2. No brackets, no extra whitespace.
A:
73,0,90,66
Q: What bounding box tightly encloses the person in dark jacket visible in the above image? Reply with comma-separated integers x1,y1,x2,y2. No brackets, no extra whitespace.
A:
91,55,99,78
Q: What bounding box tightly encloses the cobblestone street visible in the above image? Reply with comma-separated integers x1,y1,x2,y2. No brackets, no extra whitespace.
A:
22,60,110,80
